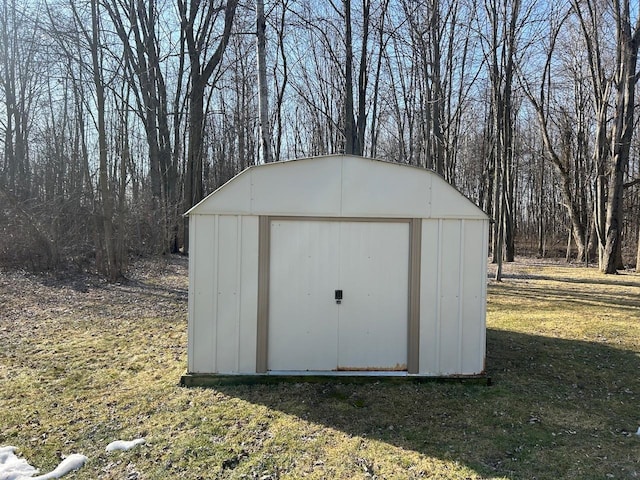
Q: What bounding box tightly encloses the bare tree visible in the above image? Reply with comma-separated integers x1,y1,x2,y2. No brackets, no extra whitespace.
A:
178,0,238,253
481,0,524,279
0,0,45,198
256,0,273,164
520,8,593,262
88,0,121,280
103,0,180,254
271,0,290,162
572,0,640,272
343,0,358,155
600,0,640,273
368,0,391,159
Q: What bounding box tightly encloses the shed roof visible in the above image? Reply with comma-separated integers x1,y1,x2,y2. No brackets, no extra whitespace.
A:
187,155,488,219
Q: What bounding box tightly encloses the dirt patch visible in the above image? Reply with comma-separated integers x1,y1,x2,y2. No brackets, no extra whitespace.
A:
0,255,188,342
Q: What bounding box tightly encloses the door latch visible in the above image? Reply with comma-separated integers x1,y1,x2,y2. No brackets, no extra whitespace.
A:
335,289,343,304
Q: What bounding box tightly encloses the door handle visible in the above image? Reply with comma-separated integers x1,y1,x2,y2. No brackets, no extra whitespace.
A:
335,289,343,304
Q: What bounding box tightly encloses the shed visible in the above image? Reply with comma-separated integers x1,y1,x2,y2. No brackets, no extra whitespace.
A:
182,155,489,383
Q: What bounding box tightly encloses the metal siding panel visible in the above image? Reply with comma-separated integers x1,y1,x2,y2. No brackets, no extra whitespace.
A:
187,216,196,372
215,216,240,373
191,171,252,214
430,175,487,219
419,220,440,374
439,220,462,374
251,158,342,216
191,215,217,373
341,158,431,217
480,220,488,368
268,221,340,370
337,222,409,370
239,216,259,373
461,220,486,374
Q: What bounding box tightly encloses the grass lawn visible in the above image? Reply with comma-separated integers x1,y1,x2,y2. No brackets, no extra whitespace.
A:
1,257,639,479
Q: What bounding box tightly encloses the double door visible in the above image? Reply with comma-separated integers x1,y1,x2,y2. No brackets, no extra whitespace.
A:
268,219,409,371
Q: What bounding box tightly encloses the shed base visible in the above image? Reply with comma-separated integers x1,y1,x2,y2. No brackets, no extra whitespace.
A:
180,371,491,387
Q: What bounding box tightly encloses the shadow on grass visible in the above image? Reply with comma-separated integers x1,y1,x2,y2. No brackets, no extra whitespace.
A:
213,329,640,480
502,270,640,289
118,278,188,301
490,280,640,314
33,267,188,304
487,270,640,316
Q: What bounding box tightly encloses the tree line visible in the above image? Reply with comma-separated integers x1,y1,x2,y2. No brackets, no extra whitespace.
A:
1,0,639,280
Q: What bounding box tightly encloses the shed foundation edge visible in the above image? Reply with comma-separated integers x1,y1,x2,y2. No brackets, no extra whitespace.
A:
179,372,490,387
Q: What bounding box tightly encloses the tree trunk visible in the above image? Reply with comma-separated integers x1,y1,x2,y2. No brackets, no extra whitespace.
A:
636,225,640,271
355,0,371,157
484,0,519,269
273,1,289,162
90,0,121,281
183,75,205,252
343,0,357,155
537,148,545,257
429,0,446,176
116,91,129,271
495,177,505,281
179,0,238,254
256,0,273,164
572,0,618,271
368,0,389,158
601,0,640,273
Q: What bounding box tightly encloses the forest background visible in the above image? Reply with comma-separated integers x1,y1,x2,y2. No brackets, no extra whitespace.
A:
2,0,640,280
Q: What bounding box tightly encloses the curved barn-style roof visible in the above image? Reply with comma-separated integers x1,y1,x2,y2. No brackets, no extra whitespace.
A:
187,155,487,219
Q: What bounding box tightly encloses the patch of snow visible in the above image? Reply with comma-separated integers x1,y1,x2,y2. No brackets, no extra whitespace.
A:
0,448,86,480
105,438,146,452
636,426,640,436
30,455,87,480
0,446,38,480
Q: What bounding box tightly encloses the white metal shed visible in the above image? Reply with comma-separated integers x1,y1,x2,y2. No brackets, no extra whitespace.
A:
182,155,489,383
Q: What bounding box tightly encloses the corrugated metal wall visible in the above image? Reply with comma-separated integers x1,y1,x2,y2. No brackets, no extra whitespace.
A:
188,214,487,376
188,214,259,373
419,219,488,375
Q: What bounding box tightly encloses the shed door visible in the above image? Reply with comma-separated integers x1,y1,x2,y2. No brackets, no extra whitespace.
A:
268,220,409,371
